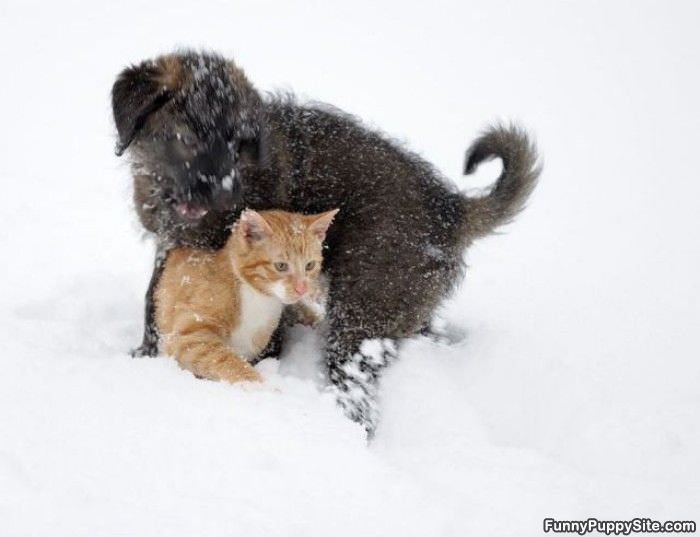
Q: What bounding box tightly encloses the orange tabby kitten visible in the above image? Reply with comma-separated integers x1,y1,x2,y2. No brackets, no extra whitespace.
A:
155,208,338,384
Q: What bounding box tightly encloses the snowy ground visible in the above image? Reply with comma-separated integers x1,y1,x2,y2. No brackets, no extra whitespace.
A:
1,1,699,535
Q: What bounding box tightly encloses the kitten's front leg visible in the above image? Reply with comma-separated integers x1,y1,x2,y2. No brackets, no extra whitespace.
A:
165,329,262,384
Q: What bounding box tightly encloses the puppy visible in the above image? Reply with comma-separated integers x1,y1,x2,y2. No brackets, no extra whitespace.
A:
112,50,540,435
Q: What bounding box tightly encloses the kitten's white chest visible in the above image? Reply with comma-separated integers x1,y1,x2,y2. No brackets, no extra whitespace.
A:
230,283,283,360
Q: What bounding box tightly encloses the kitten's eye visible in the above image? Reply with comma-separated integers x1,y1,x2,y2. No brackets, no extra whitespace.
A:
305,261,316,271
274,262,289,272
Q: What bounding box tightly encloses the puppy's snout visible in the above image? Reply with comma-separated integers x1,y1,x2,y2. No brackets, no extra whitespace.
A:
176,203,209,220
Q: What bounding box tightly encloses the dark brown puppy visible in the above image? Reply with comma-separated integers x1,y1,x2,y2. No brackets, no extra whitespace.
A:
112,50,540,435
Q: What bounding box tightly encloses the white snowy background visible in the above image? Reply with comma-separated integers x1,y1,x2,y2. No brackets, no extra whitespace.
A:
0,1,698,535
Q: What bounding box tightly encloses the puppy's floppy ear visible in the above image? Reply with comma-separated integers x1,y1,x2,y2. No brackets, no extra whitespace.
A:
111,56,182,156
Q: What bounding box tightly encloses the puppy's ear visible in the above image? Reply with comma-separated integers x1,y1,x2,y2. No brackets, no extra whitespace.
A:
111,56,183,156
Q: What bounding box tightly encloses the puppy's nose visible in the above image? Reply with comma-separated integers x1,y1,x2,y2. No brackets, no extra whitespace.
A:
293,280,308,296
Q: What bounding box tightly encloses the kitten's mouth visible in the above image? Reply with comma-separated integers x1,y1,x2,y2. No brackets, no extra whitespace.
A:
175,203,209,220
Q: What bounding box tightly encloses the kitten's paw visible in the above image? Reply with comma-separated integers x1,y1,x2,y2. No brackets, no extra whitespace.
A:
222,366,262,384
240,369,263,383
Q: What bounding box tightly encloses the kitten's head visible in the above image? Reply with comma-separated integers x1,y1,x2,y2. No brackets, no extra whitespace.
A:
229,209,338,304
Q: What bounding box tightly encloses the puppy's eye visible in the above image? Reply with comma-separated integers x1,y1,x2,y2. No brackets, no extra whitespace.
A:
274,262,289,272
238,138,259,162
305,261,316,271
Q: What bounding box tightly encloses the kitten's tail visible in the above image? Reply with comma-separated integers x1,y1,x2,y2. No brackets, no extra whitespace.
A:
460,124,541,240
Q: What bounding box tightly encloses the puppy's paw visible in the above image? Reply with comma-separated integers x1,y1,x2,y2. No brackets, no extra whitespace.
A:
130,342,159,358
419,318,466,346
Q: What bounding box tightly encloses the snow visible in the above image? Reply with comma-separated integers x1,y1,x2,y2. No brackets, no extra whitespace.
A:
1,1,699,535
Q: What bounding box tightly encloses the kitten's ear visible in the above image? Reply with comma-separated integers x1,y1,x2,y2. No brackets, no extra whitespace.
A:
237,209,273,243
112,55,183,156
307,209,339,240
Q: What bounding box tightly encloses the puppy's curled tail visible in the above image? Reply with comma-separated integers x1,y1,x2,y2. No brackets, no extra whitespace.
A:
461,124,541,240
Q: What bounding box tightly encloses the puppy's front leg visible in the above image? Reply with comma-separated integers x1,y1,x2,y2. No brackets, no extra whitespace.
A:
131,244,169,357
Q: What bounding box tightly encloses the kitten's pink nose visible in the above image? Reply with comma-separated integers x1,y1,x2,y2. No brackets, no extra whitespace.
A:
293,280,308,296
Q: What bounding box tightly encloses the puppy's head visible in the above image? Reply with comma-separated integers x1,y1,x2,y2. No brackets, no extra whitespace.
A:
112,51,264,237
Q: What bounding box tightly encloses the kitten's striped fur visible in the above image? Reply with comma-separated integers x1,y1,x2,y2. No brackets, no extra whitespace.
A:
155,209,337,383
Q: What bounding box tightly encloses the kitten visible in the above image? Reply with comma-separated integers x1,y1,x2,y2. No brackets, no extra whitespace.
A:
155,209,338,383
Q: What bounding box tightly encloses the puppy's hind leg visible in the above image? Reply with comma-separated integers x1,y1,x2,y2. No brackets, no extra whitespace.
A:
325,321,399,439
131,245,169,358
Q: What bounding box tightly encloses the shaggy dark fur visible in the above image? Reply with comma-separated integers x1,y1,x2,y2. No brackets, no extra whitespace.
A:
112,50,540,435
